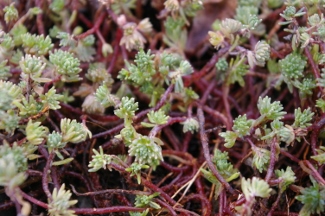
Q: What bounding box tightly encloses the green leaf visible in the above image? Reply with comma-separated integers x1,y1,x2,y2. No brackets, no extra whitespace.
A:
232,114,253,137
49,50,81,82
134,192,161,209
252,146,270,173
220,131,238,148
4,3,18,24
293,108,314,129
52,157,74,166
114,97,138,119
60,118,92,143
40,87,64,110
296,178,325,215
128,135,163,170
257,96,286,121
182,117,199,134
241,177,272,199
275,167,296,192
88,146,112,172
26,120,49,145
311,146,325,164
22,33,53,55
146,109,169,126
48,184,78,216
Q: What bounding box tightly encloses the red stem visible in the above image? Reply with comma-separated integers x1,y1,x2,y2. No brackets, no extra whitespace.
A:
75,12,106,40
265,137,278,182
197,107,233,193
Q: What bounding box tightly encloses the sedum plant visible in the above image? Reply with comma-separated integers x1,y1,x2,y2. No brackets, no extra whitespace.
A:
48,184,78,216
2,0,325,215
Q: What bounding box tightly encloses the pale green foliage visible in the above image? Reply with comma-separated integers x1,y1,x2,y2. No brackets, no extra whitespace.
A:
227,57,249,87
252,146,270,173
0,110,20,135
49,50,81,82
48,184,78,216
293,108,314,128
239,0,262,7
118,49,162,102
279,53,307,92
129,209,149,216
2,143,28,174
232,114,253,137
316,99,325,112
119,125,137,146
201,149,239,191
257,96,286,121
88,146,112,172
26,120,49,145
57,32,77,48
0,89,14,111
254,41,271,66
183,87,199,104
28,7,42,16
261,120,295,145
219,131,238,148
10,24,27,46
280,6,306,25
279,53,306,79
134,192,161,209
317,69,325,88
0,60,11,80
22,33,53,55
0,32,14,50
163,16,187,49
13,95,42,117
235,6,258,28
118,49,155,85
169,59,194,93
142,109,169,127
0,80,22,99
19,54,48,82
208,31,224,49
0,143,27,188
60,118,92,143
110,0,136,15
216,58,228,72
128,135,163,170
241,177,272,199
47,131,65,149
134,49,155,79
125,162,149,184
294,78,316,98
220,18,243,36
275,167,296,192
114,97,139,119
4,3,18,24
56,32,95,62
74,35,96,62
296,178,325,216
50,0,65,13
311,146,325,164
40,87,64,110
95,84,120,108
182,117,199,134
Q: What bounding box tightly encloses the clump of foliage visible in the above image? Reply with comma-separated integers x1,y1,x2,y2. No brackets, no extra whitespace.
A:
1,0,325,215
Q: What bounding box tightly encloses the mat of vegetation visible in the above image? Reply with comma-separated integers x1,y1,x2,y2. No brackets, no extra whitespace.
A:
1,0,325,215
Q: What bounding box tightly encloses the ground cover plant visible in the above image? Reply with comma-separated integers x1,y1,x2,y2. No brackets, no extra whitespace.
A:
2,0,325,215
